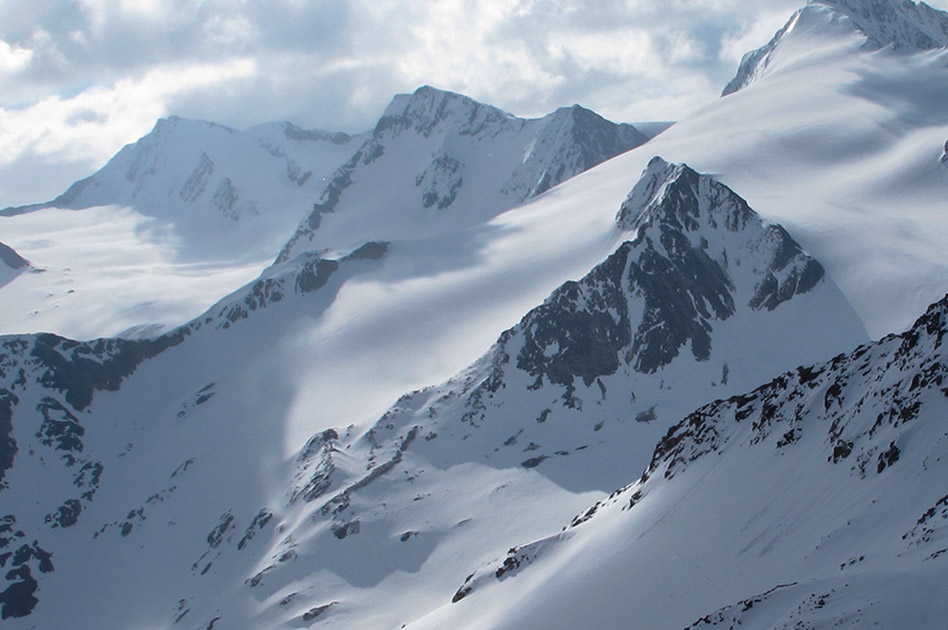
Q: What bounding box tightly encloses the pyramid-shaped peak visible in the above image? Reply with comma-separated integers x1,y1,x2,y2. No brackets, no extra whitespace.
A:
544,103,618,129
151,115,235,134
551,103,596,117
377,85,515,137
382,85,501,118
616,157,704,229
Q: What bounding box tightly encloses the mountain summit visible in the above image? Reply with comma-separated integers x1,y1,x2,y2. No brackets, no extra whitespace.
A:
276,85,649,261
724,0,948,95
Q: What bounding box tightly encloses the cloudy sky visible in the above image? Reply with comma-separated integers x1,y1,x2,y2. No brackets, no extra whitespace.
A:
1,0,947,206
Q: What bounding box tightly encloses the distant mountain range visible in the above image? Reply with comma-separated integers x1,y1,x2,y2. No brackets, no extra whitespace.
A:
0,88,656,340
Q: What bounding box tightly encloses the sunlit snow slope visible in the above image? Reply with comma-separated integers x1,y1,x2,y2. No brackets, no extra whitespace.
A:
422,294,948,630
648,0,948,337
1,0,947,628
0,91,648,341
0,118,365,338
277,85,649,261
0,159,864,629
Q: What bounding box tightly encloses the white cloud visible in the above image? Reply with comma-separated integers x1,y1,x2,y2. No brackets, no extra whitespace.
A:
2,0,948,206
0,38,30,74
0,59,255,204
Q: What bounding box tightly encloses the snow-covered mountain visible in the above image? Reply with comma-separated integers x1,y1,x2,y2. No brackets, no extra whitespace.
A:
0,91,650,340
424,293,948,630
0,117,366,339
3,0,948,628
0,157,867,627
277,85,649,261
2,116,365,262
640,0,948,339
723,0,948,95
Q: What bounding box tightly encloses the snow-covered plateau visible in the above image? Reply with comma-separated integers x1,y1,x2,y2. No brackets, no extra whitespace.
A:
2,0,948,628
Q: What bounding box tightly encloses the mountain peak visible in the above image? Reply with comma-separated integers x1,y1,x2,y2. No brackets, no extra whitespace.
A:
816,0,948,48
151,115,236,136
616,157,714,230
723,0,948,95
377,85,514,138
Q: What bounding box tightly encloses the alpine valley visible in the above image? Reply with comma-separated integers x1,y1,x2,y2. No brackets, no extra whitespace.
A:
1,1,948,629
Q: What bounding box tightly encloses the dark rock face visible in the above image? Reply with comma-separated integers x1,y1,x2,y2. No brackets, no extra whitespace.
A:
627,227,734,372
640,294,948,486
35,398,85,453
217,243,388,328
516,244,633,389
282,122,352,145
294,259,339,295
45,499,82,529
514,157,827,388
343,241,388,261
292,429,340,504
416,153,464,209
207,512,235,549
0,540,53,620
302,602,336,621
31,332,187,411
0,390,17,489
237,509,273,551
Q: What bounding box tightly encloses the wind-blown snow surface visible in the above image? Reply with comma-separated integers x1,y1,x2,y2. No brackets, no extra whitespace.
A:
0,118,364,338
200,0,948,447
723,0,948,95
0,89,646,340
1,0,947,626
277,85,648,261
0,161,865,628
419,295,948,630
615,0,948,339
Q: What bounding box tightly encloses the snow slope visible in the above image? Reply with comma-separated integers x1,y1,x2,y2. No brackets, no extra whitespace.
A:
0,160,865,628
0,91,648,340
277,85,649,261
620,0,948,338
0,118,364,338
419,294,948,630
723,0,948,95
1,0,947,628
2,117,363,262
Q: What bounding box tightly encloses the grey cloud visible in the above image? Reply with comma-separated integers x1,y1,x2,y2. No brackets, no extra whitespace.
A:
0,0,354,96
0,148,96,207
162,57,402,133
